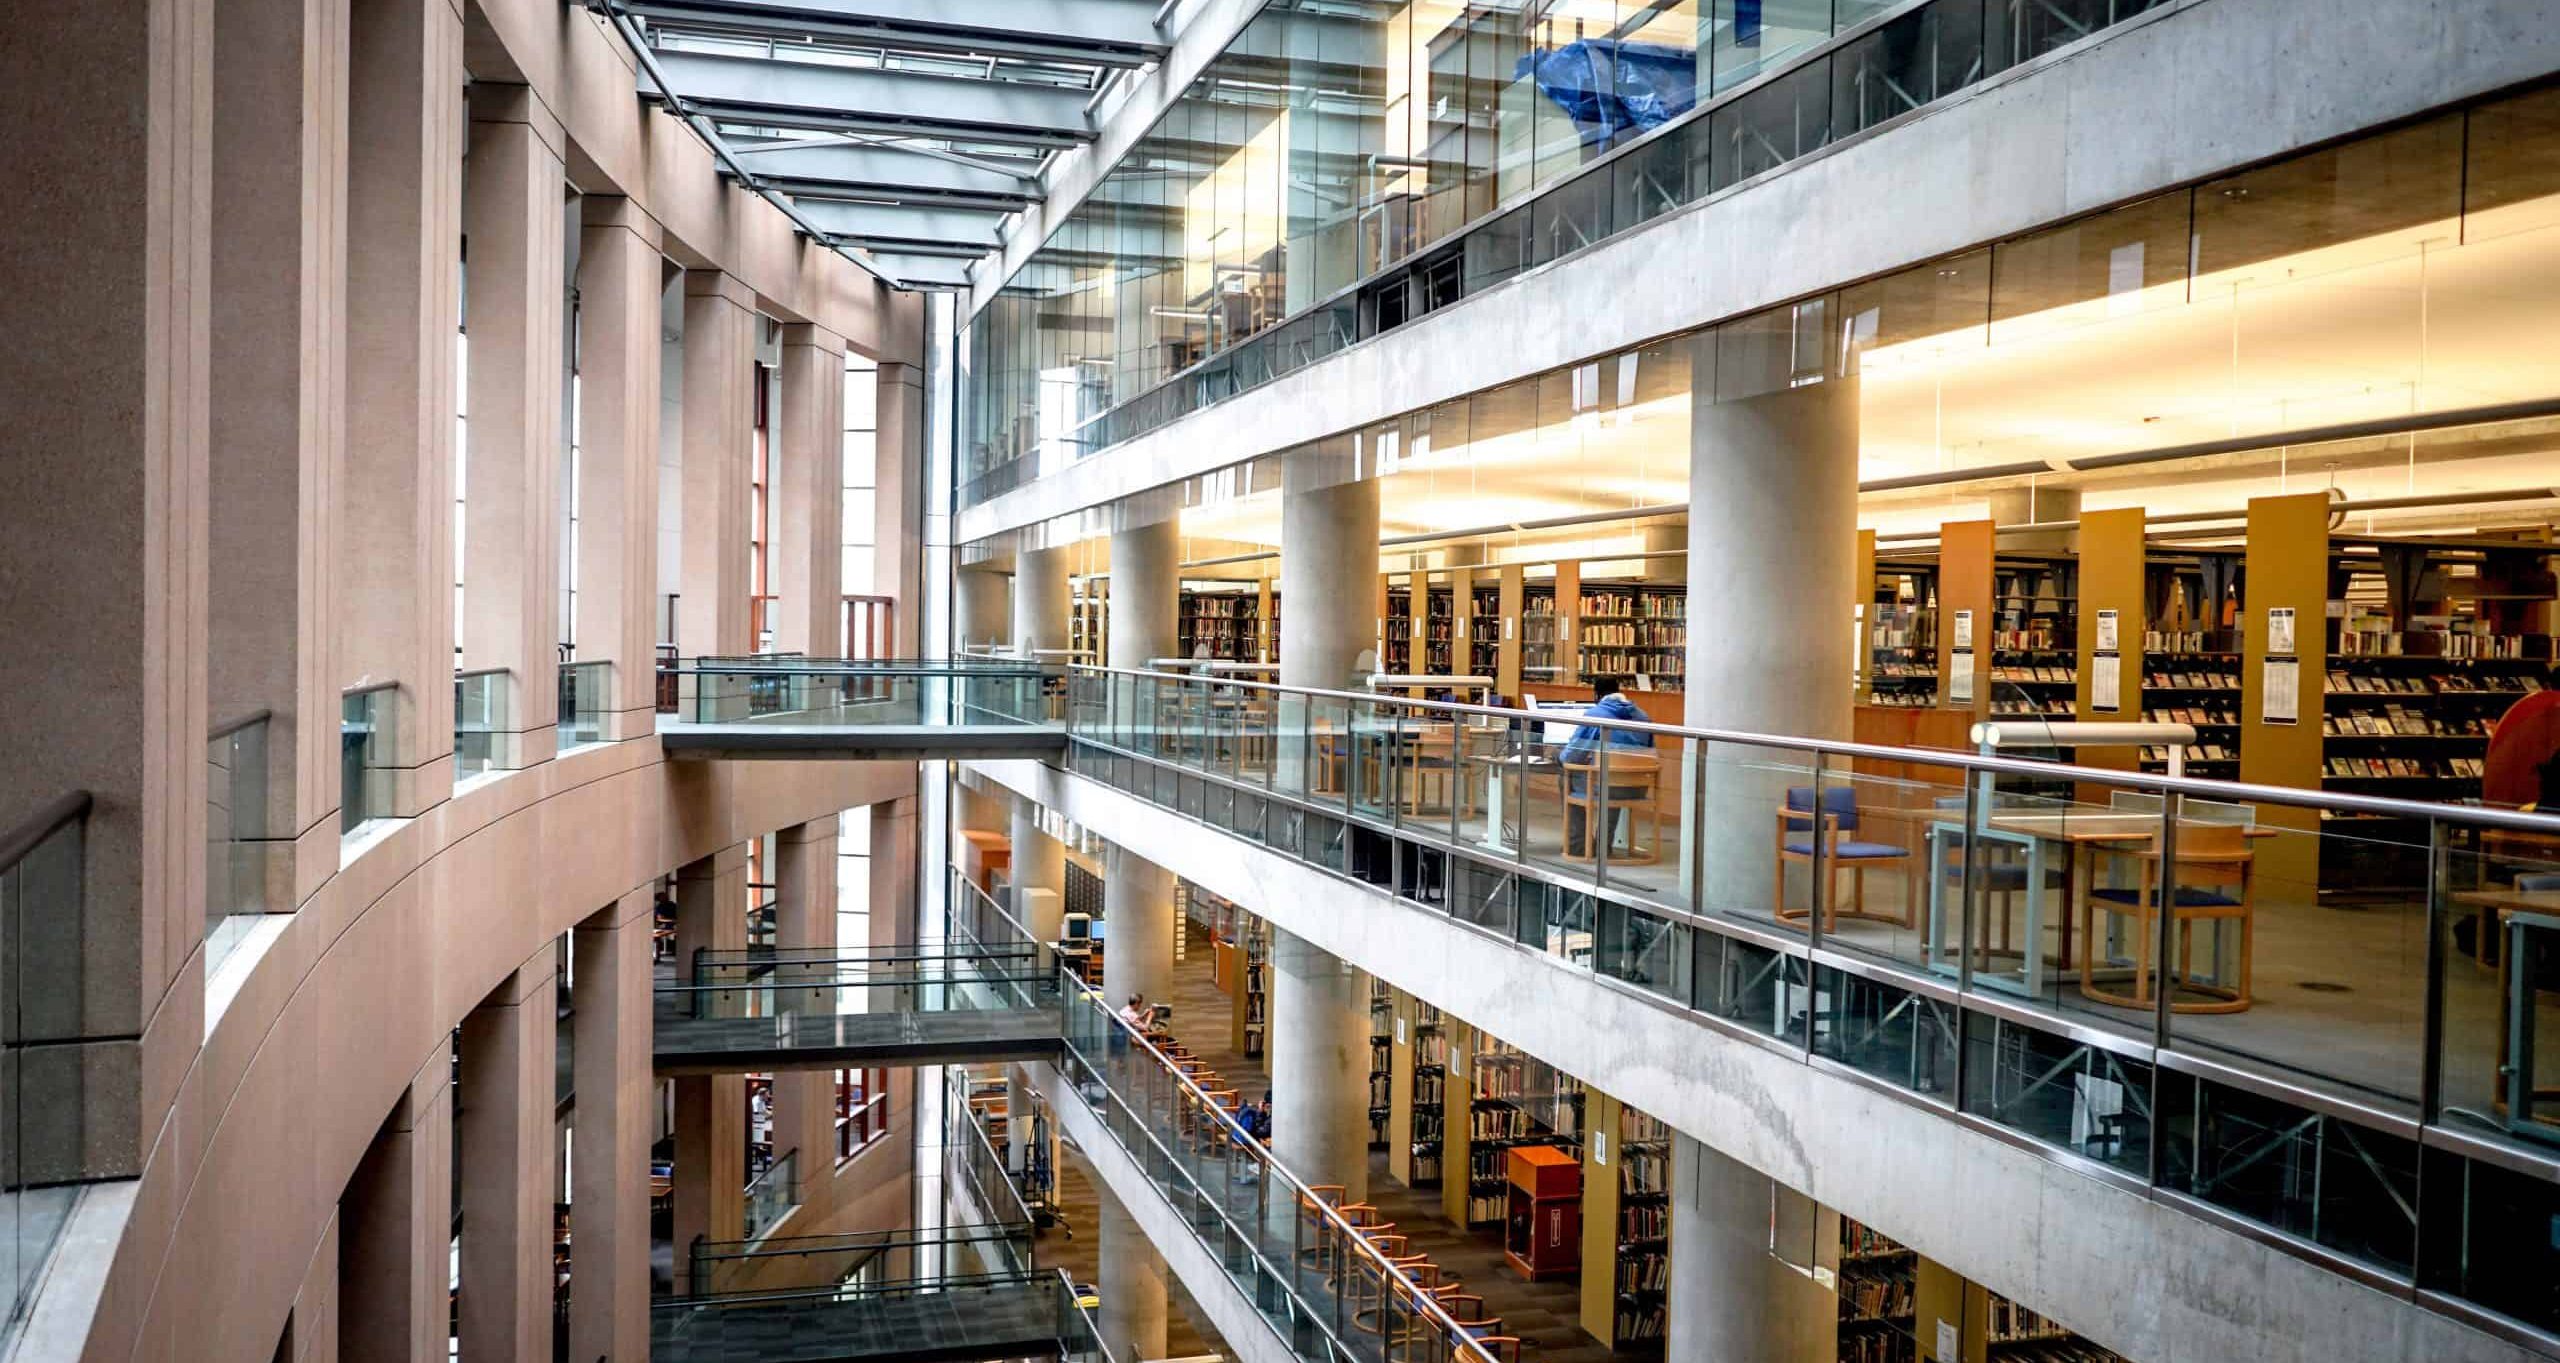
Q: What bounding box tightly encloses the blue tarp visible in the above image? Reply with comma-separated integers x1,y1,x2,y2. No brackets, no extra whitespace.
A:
1514,39,1702,148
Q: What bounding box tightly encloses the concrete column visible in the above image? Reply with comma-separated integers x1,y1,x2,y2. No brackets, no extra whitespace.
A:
1269,928,1369,1200
209,0,345,904
1013,545,1072,659
678,270,758,658
339,1040,452,1363
459,84,566,766
1107,518,1181,670
1097,1184,1170,1363
672,846,748,1279
1008,797,1066,943
570,891,652,1363
1683,354,1858,911
955,567,1011,654
875,362,927,657
774,324,846,656
1102,845,1174,1009
1279,464,1381,690
774,819,839,1191
342,0,463,814
1278,463,1380,795
1666,1135,1839,1363
868,796,922,951
457,960,559,1363
572,199,663,740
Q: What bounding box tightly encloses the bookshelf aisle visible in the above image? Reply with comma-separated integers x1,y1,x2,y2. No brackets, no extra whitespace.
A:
1368,978,1392,1151
1577,583,1687,689
1178,586,1264,663
1465,1037,1582,1226
1837,1218,1917,1363
1867,561,1939,708
2139,640,2242,777
1615,1107,1670,1350
1987,557,2077,719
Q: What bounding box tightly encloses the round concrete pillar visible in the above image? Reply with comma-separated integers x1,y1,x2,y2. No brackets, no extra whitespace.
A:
1097,1189,1170,1363
1268,927,1369,1201
1108,518,1181,671
1014,546,1072,659
1007,795,1066,944
1279,465,1380,691
1682,346,1859,911
1666,1134,1839,1362
1101,845,1174,1013
955,566,1010,655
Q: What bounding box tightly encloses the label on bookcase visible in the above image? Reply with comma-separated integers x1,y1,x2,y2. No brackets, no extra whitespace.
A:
1953,610,1974,649
1937,1319,1960,1361
2095,608,2119,653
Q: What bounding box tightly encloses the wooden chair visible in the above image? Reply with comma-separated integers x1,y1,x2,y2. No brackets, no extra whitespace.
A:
1773,785,1915,928
1560,751,1663,863
2079,822,2256,1014
1294,1186,1347,1271
1313,723,1353,795
1468,1337,1524,1362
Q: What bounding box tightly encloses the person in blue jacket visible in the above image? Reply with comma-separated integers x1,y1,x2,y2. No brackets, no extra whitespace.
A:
1560,677,1656,857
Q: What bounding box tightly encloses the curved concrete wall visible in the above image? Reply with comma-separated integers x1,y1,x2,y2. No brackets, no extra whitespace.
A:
58,741,913,1363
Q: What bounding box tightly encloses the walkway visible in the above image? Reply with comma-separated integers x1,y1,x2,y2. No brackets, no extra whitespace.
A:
648,1272,1078,1363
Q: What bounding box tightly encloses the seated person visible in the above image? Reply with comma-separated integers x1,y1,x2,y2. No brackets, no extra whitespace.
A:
1560,677,1656,856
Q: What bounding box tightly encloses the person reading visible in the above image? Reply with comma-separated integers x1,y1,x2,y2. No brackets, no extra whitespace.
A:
1560,677,1655,857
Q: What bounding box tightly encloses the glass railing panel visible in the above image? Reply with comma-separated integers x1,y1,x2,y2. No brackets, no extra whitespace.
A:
339,681,400,832
666,660,1053,729
0,802,85,1343
1053,975,1494,1363
1693,737,1820,941
1807,750,1953,977
2418,1139,2560,1339
559,659,611,747
2157,1069,2420,1275
742,1147,800,1242
688,1223,1031,1299
205,712,284,970
2433,831,2560,1156
1595,900,1692,1008
453,667,517,778
1811,962,1959,1102
1959,1008,2152,1179
1693,927,1810,1044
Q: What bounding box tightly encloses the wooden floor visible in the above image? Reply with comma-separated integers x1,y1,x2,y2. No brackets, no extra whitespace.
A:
1161,919,1650,1363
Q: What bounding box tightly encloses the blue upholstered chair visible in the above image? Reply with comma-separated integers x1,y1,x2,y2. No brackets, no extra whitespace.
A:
2080,822,2256,1014
1773,785,1913,928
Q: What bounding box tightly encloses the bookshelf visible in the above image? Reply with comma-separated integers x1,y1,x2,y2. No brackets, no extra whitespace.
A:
1390,998,1447,1188
1421,580,1458,675
1469,582,1504,680
1985,556,2078,719
1868,559,1941,709
1975,1288,2125,1363
1837,1217,1917,1363
1465,1037,1582,1226
1577,582,1687,690
1384,585,1414,675
1368,977,1392,1152
1584,1098,1669,1351
2136,545,2246,778
1520,583,1560,684
1228,913,1268,1060
1071,577,1106,668
1178,585,1265,664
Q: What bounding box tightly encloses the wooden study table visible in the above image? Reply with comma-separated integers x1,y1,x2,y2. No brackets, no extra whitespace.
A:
1924,811,2270,999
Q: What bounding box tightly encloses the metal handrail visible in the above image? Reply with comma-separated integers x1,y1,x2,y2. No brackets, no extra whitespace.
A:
690,1221,1030,1266
1071,663,2560,836
0,790,91,875
940,867,1499,1363
339,679,399,698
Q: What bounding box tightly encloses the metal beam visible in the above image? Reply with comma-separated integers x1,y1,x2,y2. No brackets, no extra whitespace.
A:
653,49,1096,149
627,0,1168,66
792,199,1010,250
864,252,982,288
730,138,1044,211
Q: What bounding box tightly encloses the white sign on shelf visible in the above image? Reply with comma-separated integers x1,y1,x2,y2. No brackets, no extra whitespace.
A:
1937,1320,1960,1362
2268,606,2297,657
1952,609,1974,650
1949,649,1976,704
2095,608,2119,653
2264,656,2300,725
2092,652,2121,712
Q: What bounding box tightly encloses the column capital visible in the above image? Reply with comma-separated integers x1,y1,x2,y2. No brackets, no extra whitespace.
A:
463,80,564,159
782,321,846,356
683,267,756,309
579,194,664,251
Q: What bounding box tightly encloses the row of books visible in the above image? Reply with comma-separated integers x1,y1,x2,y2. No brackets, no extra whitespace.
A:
2147,667,2241,690
2142,705,2238,727
1580,591,1686,619
1470,1106,1536,1141
1840,1269,1914,1321
1988,698,2075,716
2139,744,2238,764
2337,629,2548,658
1990,665,2077,684
1616,1250,1669,1293
2324,755,2486,779
1580,622,1685,647
2324,706,2492,737
1618,1200,1667,1240
2144,633,2237,653
1991,628,2066,649
2327,670,2547,695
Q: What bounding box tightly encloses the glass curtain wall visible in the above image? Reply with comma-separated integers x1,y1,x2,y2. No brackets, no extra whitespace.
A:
974,82,2560,538
958,0,2204,502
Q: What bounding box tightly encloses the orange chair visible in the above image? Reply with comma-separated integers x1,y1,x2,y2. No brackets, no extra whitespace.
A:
1562,751,1663,864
